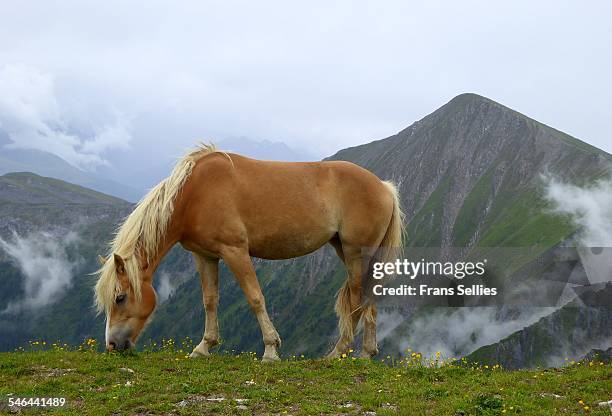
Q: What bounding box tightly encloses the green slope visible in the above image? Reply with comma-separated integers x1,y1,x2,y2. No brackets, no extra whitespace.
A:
0,172,128,205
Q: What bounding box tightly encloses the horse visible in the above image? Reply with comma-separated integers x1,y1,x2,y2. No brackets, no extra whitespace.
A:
94,144,404,362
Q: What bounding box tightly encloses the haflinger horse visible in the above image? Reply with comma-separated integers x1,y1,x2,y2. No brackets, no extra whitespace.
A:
95,144,404,362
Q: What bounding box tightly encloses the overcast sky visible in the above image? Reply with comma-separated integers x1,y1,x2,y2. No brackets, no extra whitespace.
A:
0,0,610,173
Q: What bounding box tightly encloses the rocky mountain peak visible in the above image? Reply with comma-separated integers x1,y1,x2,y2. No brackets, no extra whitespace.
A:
330,94,611,247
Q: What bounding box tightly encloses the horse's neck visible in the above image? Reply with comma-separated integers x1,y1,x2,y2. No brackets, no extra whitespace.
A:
137,185,187,280
139,218,182,280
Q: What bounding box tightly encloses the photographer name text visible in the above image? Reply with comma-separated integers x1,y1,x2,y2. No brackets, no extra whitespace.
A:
371,258,498,297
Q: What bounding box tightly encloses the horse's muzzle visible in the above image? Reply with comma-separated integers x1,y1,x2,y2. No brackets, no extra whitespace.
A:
106,339,133,352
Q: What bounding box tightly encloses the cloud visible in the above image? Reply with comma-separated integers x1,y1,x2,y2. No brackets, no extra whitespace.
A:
381,307,554,359
544,174,612,247
543,173,612,285
0,230,79,313
0,0,610,172
0,63,131,170
155,271,176,303
154,267,194,304
80,121,131,155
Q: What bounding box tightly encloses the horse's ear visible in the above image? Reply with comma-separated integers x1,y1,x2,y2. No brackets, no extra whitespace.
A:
113,253,126,275
97,255,107,266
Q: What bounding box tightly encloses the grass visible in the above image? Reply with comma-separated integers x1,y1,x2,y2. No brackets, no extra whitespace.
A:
1,343,610,415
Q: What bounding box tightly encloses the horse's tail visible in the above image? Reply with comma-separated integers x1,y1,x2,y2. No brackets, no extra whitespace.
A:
334,280,353,342
334,180,405,344
362,180,405,317
378,181,405,264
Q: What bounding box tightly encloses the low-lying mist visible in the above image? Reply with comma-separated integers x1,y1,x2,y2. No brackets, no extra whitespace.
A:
378,172,612,362
544,174,612,248
379,307,554,359
0,230,80,314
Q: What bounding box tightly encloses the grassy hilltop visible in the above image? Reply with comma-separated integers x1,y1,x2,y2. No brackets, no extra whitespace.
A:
1,344,610,415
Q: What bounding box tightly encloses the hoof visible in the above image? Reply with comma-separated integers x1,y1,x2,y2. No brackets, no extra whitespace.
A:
189,348,210,358
261,354,281,363
262,342,280,363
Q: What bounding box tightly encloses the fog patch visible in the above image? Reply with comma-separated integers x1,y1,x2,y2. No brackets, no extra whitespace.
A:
377,310,404,341
0,230,79,313
381,307,554,358
544,174,612,247
546,336,612,368
155,271,176,303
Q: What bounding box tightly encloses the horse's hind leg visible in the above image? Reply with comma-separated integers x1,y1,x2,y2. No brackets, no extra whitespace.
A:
327,249,365,358
360,303,378,358
190,254,220,358
222,247,281,362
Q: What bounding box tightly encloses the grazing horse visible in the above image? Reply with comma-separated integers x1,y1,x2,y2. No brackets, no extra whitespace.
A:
95,144,404,362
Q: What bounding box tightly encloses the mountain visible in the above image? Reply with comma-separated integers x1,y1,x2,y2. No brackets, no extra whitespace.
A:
0,172,191,350
0,143,141,202
330,93,610,249
0,172,132,349
0,172,126,205
0,172,130,237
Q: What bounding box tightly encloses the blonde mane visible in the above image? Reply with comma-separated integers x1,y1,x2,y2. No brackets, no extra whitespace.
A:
94,143,226,314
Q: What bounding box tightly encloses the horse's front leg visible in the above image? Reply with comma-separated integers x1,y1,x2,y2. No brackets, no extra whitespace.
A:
222,246,281,362
190,254,220,358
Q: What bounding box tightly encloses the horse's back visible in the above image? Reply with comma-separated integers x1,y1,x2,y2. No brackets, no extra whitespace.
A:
183,153,393,259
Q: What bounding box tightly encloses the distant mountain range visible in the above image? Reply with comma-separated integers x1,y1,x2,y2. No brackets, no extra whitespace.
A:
218,137,318,162
0,171,192,349
0,145,142,202
0,131,315,202
0,94,609,368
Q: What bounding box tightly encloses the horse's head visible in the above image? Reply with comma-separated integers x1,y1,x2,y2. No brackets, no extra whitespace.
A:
98,254,157,352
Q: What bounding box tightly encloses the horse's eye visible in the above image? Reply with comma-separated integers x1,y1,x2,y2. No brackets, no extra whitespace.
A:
115,294,127,304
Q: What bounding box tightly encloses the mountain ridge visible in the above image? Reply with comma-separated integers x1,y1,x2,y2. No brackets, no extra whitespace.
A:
0,172,130,205
0,145,141,202
334,93,610,160
328,93,610,249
